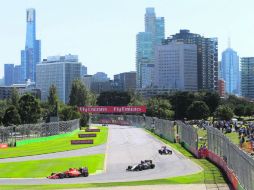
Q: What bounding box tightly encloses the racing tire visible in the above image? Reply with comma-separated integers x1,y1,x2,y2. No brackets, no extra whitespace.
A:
59,173,65,179
151,164,155,169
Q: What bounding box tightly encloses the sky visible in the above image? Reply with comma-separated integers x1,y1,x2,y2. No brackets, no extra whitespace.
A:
0,0,254,79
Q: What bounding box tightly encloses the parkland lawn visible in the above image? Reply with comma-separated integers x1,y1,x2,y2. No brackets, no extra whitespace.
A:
0,127,108,158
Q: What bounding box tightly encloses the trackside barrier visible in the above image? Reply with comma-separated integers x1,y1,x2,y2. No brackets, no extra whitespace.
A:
0,119,80,143
207,126,254,190
176,121,199,157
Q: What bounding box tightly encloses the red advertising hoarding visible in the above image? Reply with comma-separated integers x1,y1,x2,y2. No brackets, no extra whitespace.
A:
0,144,8,149
78,106,146,113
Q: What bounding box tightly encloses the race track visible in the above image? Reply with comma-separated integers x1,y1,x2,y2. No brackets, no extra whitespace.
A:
0,144,106,163
0,125,202,184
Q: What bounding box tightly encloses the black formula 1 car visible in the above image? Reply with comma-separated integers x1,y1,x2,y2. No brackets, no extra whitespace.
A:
158,146,173,155
126,160,155,171
47,167,89,179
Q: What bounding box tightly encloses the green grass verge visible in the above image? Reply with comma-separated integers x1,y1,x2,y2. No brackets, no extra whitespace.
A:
0,154,104,178
16,130,79,146
0,127,108,159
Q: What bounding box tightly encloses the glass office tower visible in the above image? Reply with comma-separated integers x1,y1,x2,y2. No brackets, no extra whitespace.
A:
221,48,240,95
136,8,165,88
21,8,41,82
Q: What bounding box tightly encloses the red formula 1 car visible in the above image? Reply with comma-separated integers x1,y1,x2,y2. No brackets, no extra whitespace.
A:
47,167,89,179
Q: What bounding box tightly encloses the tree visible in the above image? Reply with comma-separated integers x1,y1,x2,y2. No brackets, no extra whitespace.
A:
187,101,210,120
234,105,245,118
2,106,21,126
47,85,59,117
10,88,20,108
59,105,81,121
69,79,91,106
0,100,8,125
244,105,254,117
203,91,220,114
18,94,41,124
215,105,234,121
48,84,58,106
146,98,174,119
97,91,131,106
169,92,196,119
128,92,145,106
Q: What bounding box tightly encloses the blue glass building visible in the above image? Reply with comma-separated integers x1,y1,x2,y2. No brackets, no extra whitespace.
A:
221,48,240,95
21,9,41,82
136,8,165,88
4,64,14,86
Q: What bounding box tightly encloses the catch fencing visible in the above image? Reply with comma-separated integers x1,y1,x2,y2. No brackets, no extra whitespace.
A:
176,121,199,157
206,126,254,190
0,119,79,143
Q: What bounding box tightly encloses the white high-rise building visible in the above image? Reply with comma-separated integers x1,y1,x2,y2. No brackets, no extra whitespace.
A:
154,42,197,91
36,54,81,103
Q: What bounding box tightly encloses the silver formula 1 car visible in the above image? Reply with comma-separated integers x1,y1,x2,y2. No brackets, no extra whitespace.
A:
126,160,155,171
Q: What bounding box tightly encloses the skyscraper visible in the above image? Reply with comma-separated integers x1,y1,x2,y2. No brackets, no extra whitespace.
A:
241,57,254,99
221,48,240,95
154,42,197,91
136,8,165,88
163,30,218,91
114,71,136,92
21,8,41,82
36,54,81,103
4,64,14,86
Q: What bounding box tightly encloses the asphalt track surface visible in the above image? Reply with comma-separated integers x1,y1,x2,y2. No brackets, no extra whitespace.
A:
0,125,202,184
0,144,106,163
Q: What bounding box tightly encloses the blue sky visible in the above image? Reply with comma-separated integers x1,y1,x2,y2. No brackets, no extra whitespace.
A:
0,0,254,79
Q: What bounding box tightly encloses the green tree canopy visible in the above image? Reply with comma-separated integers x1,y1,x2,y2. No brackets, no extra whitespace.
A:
146,98,174,119
18,94,41,124
48,84,58,106
47,84,59,117
97,91,131,106
69,79,91,106
0,100,8,126
203,91,220,114
128,92,145,106
244,105,254,117
10,88,20,108
59,105,81,121
215,105,234,121
187,101,210,120
234,104,245,118
169,91,196,119
3,105,21,126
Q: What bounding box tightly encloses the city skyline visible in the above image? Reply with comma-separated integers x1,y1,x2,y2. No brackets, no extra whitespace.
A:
1,0,254,79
